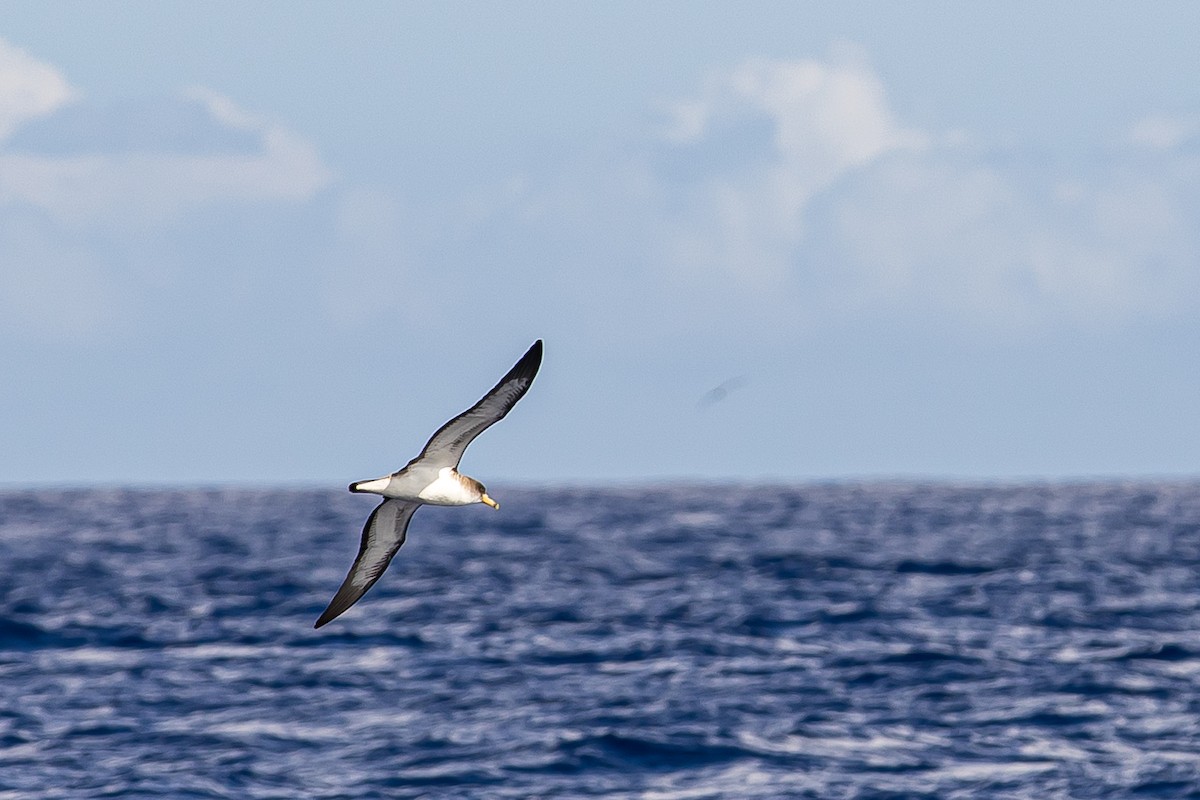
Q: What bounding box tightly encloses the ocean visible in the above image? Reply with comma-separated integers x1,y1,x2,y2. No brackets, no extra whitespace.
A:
2,483,1200,798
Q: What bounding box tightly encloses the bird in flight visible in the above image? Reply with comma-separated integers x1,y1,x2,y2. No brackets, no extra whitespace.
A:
315,340,543,628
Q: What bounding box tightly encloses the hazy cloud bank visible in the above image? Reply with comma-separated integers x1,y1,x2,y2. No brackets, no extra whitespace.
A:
614,48,1200,331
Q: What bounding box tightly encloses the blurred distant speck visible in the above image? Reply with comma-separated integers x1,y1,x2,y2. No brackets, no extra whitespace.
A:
697,376,747,409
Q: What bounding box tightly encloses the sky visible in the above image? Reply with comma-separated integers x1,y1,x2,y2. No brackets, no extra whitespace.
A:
3,2,1200,486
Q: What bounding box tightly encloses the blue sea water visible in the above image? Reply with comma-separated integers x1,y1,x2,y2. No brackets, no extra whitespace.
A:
3,483,1200,798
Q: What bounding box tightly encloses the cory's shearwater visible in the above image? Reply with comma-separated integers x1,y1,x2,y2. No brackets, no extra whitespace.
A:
315,339,543,628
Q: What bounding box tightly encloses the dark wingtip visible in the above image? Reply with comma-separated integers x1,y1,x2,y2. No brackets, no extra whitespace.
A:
496,339,543,387
523,339,543,372
313,606,339,628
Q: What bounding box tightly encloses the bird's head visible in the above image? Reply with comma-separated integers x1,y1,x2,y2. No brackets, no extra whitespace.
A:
460,474,499,509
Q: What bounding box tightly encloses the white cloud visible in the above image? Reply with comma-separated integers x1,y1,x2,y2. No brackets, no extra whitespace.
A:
805,147,1200,327
818,159,1030,316
1129,114,1198,150
659,48,925,287
0,38,75,141
650,49,1200,329
0,41,338,342
0,87,332,229
725,53,925,171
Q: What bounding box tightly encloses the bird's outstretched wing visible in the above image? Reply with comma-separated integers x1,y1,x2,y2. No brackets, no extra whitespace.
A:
410,339,542,470
314,499,420,628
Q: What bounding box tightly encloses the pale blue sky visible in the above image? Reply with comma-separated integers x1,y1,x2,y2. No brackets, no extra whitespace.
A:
3,3,1200,485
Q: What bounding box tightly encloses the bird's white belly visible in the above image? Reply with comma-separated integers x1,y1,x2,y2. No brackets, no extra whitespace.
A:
417,468,475,506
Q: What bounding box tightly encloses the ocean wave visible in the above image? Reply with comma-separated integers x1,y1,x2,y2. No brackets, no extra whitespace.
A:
4,483,1200,797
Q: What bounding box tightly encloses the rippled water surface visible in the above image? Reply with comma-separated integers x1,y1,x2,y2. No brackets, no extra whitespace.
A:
4,483,1200,798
